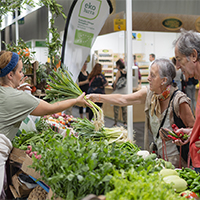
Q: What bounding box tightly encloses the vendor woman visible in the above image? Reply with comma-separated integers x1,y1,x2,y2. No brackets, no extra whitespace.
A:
87,58,195,168
0,51,89,199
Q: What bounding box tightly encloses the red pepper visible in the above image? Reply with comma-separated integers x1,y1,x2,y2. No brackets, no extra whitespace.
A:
171,124,183,137
167,135,178,140
171,124,178,131
180,190,199,199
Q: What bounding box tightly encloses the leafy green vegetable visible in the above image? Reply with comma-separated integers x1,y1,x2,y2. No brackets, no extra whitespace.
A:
29,134,171,199
106,169,184,200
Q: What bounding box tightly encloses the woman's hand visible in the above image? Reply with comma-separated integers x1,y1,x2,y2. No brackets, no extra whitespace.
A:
173,128,192,146
86,94,100,102
79,79,89,86
159,127,189,146
173,138,189,146
175,127,192,136
112,82,116,90
159,128,171,141
20,76,28,85
76,93,92,107
17,83,32,91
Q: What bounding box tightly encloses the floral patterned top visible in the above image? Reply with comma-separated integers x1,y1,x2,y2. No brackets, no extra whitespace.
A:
87,74,107,94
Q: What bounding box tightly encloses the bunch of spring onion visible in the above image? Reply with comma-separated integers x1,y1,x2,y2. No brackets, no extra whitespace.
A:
44,68,104,131
71,117,133,144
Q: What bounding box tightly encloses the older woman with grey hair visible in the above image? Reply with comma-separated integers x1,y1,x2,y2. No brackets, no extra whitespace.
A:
87,58,195,168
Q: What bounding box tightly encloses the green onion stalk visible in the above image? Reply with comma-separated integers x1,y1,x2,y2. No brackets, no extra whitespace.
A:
44,68,104,131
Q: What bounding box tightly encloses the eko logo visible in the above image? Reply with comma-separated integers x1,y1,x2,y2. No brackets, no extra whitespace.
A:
79,0,102,20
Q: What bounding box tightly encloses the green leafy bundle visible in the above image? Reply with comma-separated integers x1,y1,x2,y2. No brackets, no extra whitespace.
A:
44,69,104,131
106,169,184,200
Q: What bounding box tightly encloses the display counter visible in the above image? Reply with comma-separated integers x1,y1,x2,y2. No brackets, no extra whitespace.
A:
102,86,145,123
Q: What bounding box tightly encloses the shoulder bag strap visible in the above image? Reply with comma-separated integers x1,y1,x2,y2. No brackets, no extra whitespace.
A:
156,89,178,138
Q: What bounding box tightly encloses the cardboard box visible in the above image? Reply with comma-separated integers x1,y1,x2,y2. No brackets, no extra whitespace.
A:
21,155,42,180
12,170,33,198
9,185,20,199
46,188,63,200
9,147,26,164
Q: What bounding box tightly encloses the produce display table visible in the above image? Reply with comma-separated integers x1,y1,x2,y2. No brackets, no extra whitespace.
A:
7,114,200,200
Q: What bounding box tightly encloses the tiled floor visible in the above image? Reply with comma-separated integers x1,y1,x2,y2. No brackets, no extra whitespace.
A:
71,106,153,150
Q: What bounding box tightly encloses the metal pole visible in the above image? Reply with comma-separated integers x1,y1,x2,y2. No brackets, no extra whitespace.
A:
126,0,133,141
15,9,19,45
0,30,1,51
48,6,52,43
48,5,52,64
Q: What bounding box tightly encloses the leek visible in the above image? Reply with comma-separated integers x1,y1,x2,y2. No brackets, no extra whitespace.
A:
44,68,104,131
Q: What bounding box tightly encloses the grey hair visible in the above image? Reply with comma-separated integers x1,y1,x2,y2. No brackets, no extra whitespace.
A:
173,29,200,60
152,58,176,86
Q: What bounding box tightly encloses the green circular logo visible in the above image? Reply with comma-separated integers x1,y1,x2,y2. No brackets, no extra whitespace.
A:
162,18,183,31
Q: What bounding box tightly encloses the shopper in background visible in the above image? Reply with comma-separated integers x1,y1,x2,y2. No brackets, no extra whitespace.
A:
87,63,108,120
185,77,198,115
149,53,156,70
171,57,182,91
0,51,89,199
87,58,195,168
173,29,200,173
112,59,127,127
133,55,142,87
78,61,90,119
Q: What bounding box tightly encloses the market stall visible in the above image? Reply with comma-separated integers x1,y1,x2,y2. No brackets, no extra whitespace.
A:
8,114,200,200
4,65,199,200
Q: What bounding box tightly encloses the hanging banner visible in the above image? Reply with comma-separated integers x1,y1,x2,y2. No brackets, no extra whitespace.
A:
61,0,113,82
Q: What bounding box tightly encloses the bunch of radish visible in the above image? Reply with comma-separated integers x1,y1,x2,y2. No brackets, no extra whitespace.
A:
26,145,42,159
45,113,75,127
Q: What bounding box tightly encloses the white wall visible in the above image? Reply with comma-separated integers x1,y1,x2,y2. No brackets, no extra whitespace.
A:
33,47,48,64
90,30,180,71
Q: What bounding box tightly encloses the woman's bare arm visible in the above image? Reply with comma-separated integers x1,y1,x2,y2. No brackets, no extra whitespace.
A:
86,87,147,106
179,102,195,128
30,93,90,116
79,79,89,86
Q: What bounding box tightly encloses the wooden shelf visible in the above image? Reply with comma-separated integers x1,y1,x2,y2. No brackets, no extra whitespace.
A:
138,62,149,85
94,49,114,84
141,73,149,76
138,65,149,69
24,61,38,86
